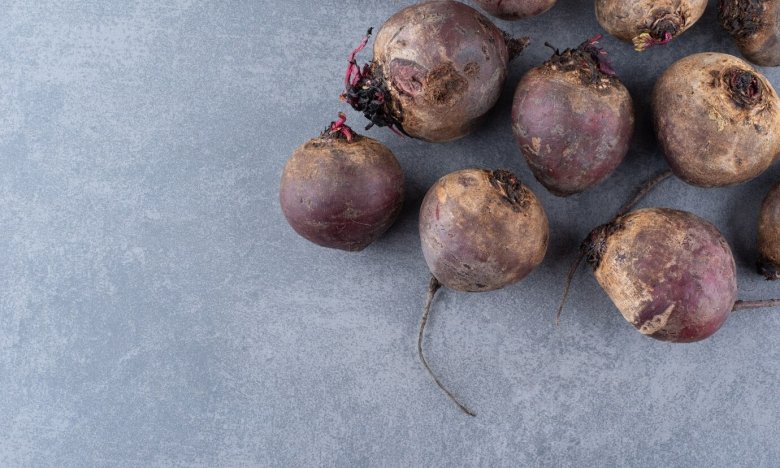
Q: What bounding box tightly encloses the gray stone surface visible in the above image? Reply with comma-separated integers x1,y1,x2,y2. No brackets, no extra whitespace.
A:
2,0,780,466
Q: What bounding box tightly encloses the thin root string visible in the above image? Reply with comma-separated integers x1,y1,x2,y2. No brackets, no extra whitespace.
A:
556,254,584,326
732,299,780,311
556,169,674,323
417,276,476,417
615,169,673,218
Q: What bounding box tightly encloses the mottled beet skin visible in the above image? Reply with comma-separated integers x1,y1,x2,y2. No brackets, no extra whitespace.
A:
653,53,780,187
475,0,556,20
758,181,780,279
279,135,404,252
368,1,525,142
419,169,548,292
585,208,737,343
720,0,780,67
512,40,634,196
595,0,707,51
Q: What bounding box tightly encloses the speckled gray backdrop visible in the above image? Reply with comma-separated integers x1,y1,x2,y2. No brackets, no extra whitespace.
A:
1,0,779,466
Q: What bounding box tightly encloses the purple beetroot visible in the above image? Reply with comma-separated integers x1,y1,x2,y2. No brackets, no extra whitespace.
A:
653,52,780,187
279,114,404,251
419,169,549,292
512,36,634,196
342,1,528,142
584,207,780,342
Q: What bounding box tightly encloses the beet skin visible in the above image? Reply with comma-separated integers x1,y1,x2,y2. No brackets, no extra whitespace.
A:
279,133,404,252
512,37,634,196
584,208,737,343
419,169,549,292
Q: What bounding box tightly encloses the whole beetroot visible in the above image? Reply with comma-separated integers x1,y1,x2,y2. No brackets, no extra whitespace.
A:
417,168,548,415
342,1,528,142
720,0,780,66
758,180,780,279
653,52,780,187
419,169,549,291
512,36,634,196
583,208,737,342
595,0,707,51
279,115,404,251
474,0,556,20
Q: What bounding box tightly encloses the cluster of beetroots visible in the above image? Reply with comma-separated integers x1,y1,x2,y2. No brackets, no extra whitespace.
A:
279,0,780,416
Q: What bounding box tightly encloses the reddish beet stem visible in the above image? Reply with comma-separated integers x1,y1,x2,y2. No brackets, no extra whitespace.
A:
345,28,373,88
615,170,673,218
326,112,354,142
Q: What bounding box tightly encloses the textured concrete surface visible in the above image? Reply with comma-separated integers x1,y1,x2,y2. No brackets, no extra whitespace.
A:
2,0,780,466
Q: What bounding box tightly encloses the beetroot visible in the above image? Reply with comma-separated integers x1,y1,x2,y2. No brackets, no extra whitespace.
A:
720,0,780,66
342,1,528,142
758,180,780,279
417,168,548,415
512,36,634,196
420,169,549,291
584,208,735,342
595,0,707,51
584,207,780,342
279,114,404,251
653,52,780,187
474,0,556,20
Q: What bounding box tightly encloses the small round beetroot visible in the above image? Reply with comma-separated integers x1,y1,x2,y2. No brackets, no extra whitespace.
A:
583,208,737,343
512,36,634,196
343,1,528,142
653,52,780,187
595,0,707,51
720,0,780,67
758,180,780,279
474,0,556,20
419,169,548,291
279,115,404,251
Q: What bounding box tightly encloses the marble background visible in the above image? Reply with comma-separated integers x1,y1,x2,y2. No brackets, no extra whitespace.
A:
2,0,779,466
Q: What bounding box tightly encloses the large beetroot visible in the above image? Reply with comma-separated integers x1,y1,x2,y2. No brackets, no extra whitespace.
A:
342,1,528,142
512,36,634,196
584,207,780,342
653,52,780,187
584,208,736,342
